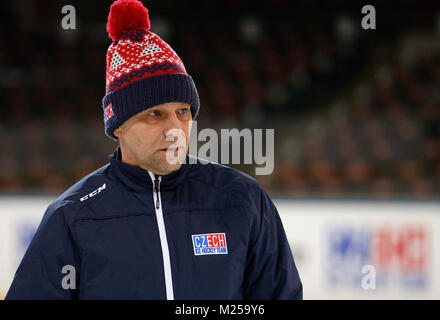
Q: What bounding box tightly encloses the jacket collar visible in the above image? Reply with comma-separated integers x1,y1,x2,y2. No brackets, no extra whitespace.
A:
109,146,190,192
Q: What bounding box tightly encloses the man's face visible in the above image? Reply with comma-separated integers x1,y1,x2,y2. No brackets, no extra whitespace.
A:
114,102,192,175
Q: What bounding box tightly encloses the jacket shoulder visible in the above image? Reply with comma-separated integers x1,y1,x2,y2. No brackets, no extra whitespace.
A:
186,155,265,205
188,155,260,186
44,164,113,220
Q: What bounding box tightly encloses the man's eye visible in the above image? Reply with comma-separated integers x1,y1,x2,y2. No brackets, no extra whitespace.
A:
148,110,159,117
178,108,189,114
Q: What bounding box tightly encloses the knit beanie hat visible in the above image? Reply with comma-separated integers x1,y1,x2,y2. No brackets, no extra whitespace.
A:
102,0,200,140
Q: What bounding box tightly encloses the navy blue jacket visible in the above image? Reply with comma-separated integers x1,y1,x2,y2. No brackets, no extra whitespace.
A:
6,147,302,300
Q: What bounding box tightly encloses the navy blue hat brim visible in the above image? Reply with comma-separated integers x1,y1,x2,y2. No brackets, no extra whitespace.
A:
102,73,200,141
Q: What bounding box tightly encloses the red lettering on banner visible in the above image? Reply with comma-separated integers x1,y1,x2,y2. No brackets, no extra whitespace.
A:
373,226,427,272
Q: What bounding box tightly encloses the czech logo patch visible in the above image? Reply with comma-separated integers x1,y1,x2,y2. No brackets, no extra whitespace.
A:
192,233,228,256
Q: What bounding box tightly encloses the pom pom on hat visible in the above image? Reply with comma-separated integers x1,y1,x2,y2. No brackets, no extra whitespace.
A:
107,0,151,41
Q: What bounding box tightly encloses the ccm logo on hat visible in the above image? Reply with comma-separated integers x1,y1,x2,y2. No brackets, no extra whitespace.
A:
192,233,228,256
104,103,115,122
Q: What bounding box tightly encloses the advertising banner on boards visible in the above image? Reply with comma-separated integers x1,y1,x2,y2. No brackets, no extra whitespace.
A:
0,197,439,299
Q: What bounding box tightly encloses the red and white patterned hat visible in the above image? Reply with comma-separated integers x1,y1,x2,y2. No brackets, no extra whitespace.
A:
102,0,200,140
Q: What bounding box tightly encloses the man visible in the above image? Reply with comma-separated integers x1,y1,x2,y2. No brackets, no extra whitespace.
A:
6,0,302,299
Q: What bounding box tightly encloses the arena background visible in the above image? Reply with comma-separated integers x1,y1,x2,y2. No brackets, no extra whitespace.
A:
0,0,439,299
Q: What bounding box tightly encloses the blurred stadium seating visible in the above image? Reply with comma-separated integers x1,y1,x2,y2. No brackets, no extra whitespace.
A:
0,0,439,199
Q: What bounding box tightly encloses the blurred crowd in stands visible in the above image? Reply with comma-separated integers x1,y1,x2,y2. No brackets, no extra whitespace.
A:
0,0,439,199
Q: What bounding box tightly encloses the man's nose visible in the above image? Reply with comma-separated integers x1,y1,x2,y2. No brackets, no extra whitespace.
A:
162,111,179,129
163,113,184,141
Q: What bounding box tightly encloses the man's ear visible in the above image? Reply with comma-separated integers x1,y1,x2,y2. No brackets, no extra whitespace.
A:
114,127,122,138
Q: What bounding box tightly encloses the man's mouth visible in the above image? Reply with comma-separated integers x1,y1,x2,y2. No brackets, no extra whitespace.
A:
159,146,181,152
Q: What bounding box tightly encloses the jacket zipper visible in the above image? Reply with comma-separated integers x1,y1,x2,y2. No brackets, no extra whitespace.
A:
149,172,174,300
154,175,160,209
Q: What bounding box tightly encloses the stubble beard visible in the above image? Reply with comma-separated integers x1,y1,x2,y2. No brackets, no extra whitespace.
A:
141,146,187,175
